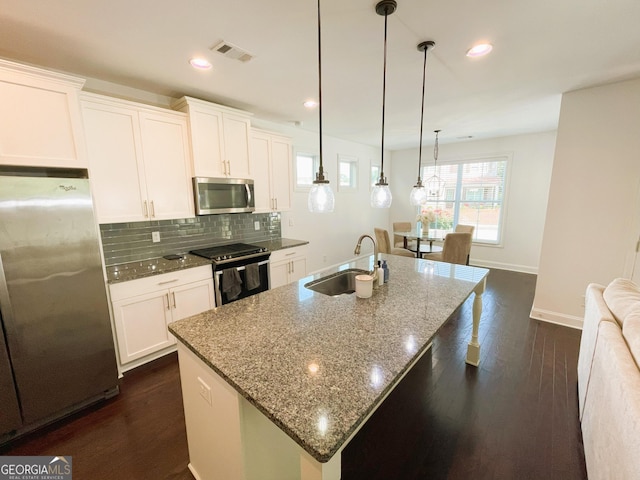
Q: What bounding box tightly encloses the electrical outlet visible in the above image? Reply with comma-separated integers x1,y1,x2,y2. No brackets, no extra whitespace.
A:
152,231,160,243
289,218,295,227
323,255,327,263
254,221,260,231
197,377,212,406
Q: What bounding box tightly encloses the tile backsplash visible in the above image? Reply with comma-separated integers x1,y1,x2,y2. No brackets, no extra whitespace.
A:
100,212,281,266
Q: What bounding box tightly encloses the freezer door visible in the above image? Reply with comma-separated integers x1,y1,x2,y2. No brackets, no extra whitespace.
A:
0,171,118,425
0,310,22,434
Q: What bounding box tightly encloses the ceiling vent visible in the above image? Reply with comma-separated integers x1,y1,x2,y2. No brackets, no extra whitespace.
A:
211,41,254,62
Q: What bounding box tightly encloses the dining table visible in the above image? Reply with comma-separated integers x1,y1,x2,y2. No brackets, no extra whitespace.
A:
393,229,444,258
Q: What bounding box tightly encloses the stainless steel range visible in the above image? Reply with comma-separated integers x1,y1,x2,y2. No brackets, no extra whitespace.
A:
191,243,270,306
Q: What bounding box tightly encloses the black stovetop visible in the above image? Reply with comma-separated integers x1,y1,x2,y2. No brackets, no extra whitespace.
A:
190,242,268,262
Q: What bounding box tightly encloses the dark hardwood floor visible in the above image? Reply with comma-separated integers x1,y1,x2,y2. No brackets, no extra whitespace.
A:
1,268,587,479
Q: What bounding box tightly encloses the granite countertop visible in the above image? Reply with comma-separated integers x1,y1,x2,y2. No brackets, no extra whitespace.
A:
105,253,212,283
105,237,309,284
252,237,309,252
168,254,489,463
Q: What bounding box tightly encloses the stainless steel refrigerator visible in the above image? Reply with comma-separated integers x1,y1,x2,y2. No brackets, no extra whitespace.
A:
0,166,118,442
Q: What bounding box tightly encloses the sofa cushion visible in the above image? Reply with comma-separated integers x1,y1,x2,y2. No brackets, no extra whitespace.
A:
603,278,640,327
581,320,640,480
578,284,616,419
623,311,640,369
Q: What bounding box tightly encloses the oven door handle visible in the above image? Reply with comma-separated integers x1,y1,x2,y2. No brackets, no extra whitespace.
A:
215,259,269,277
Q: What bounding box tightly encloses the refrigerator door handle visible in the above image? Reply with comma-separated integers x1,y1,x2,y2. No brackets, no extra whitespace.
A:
0,253,17,338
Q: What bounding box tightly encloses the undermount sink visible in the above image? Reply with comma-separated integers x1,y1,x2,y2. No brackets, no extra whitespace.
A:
304,268,369,296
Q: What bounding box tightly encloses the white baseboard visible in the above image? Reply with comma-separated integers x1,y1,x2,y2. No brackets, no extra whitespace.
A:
469,259,538,275
530,307,583,330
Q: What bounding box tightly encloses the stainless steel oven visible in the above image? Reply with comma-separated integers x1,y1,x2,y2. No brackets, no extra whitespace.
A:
190,243,270,306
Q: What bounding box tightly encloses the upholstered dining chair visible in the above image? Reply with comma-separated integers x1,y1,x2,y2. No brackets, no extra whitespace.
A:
455,224,475,236
454,224,475,264
374,228,416,258
423,232,472,265
392,221,412,248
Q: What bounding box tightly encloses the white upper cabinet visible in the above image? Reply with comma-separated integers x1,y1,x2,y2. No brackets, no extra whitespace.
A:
138,111,194,220
81,93,193,224
173,96,252,179
250,129,292,212
0,59,87,168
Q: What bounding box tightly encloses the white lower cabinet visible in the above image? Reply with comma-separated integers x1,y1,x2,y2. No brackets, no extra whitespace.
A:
269,245,308,290
109,265,214,371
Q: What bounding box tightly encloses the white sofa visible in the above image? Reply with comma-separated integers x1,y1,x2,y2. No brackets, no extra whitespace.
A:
577,278,640,479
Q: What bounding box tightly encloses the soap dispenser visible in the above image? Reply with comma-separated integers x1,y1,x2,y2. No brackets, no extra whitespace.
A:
382,260,389,283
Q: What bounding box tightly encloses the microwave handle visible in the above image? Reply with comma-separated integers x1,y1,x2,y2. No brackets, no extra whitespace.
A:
245,183,252,206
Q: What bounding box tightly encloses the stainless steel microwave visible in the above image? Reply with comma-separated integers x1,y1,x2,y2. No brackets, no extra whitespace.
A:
193,177,255,215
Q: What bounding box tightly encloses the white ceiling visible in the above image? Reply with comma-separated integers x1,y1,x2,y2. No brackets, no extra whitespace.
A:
1,0,640,150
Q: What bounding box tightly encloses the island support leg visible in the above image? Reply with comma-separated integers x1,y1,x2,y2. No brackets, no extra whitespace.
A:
466,277,486,366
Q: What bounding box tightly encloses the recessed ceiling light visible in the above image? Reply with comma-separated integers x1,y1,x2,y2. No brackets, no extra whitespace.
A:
189,58,212,70
303,100,318,109
466,43,493,58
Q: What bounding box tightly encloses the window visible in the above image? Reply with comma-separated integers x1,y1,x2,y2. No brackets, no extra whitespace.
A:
420,156,508,244
295,153,319,189
370,164,380,190
338,155,358,192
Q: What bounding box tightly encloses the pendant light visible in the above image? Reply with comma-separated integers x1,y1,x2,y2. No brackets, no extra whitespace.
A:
425,129,446,198
308,0,335,213
370,0,397,209
409,40,436,206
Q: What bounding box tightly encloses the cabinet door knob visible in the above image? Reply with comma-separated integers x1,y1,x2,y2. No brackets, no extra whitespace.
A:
165,293,171,310
150,200,155,218
143,200,149,218
172,292,177,309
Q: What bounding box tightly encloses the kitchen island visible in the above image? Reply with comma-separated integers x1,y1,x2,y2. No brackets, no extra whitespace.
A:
169,254,488,480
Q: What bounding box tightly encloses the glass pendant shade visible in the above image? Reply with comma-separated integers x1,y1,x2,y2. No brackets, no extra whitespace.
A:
409,183,428,206
308,182,335,213
371,183,393,208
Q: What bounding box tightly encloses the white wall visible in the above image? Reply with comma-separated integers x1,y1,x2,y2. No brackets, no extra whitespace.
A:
532,77,640,328
389,132,557,273
252,118,388,274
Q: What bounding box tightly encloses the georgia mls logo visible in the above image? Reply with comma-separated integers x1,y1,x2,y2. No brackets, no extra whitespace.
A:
0,455,72,479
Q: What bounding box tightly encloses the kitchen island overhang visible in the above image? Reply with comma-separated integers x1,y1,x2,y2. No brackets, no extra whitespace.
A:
169,254,489,480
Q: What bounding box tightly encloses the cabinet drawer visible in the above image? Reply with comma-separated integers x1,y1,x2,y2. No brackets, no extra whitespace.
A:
110,265,213,301
270,245,308,264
